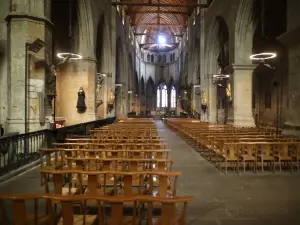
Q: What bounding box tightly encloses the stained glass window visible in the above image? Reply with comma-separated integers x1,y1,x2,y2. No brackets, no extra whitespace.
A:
171,86,176,108
162,85,168,107
156,87,160,108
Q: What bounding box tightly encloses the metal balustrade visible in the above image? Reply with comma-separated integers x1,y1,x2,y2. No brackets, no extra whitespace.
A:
0,117,116,176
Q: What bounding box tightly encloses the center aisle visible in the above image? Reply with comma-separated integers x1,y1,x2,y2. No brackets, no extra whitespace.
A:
155,120,300,225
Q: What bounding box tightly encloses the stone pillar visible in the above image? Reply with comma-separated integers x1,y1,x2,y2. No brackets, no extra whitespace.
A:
278,28,300,134
227,77,234,125
84,59,98,121
232,64,256,127
207,77,217,123
55,59,97,126
5,14,51,133
115,85,123,118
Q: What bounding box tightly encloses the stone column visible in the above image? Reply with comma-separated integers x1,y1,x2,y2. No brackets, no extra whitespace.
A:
278,27,300,134
232,64,256,127
83,59,98,121
55,59,97,126
207,77,217,123
226,77,234,124
5,14,51,133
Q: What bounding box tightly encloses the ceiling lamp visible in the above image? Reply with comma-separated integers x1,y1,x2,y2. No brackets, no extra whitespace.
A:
57,0,82,62
250,0,277,60
57,53,82,60
158,35,167,45
250,52,276,60
213,68,230,79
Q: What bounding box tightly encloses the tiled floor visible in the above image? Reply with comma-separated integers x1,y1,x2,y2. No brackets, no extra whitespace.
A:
1,121,300,224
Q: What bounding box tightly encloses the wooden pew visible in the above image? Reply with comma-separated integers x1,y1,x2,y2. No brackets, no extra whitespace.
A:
53,143,168,150
219,142,300,173
41,170,181,197
0,194,193,225
65,157,174,172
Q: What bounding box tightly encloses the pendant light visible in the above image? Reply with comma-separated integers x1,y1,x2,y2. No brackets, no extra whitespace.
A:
213,44,230,79
250,0,276,60
57,0,82,60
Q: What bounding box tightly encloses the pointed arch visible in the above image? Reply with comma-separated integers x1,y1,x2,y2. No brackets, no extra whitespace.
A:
146,77,155,112
169,77,176,109
163,54,167,63
134,71,139,94
158,55,162,63
115,37,124,84
140,76,145,94
156,78,168,108
96,14,112,73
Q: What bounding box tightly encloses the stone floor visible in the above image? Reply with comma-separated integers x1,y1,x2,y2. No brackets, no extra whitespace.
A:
1,121,300,224
156,121,300,225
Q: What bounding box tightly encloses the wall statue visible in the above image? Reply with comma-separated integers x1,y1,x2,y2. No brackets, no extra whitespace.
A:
226,82,232,101
76,87,87,113
95,74,104,108
107,89,115,113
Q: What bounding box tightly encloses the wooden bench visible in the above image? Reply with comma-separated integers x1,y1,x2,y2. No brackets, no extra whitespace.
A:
53,143,168,150
0,194,192,225
41,170,181,197
65,157,174,172
219,142,300,173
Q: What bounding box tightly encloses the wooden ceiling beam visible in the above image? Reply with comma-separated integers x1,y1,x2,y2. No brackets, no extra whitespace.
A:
135,33,183,37
112,2,208,8
140,42,179,46
127,10,189,15
133,24,185,27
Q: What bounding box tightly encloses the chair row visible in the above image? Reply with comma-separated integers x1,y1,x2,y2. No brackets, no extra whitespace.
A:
53,142,168,150
0,194,192,225
166,118,298,173
41,170,181,197
40,148,171,170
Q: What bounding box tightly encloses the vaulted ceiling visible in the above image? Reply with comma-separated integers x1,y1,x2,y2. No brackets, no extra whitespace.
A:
114,0,200,51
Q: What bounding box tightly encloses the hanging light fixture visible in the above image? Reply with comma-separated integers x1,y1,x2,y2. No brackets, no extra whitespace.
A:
250,0,277,61
57,0,82,60
213,44,230,79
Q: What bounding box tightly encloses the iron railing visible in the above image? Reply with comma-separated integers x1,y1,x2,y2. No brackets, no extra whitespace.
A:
0,117,116,176
180,100,201,120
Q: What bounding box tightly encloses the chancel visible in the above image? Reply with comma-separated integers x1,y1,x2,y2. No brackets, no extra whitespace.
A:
1,0,300,224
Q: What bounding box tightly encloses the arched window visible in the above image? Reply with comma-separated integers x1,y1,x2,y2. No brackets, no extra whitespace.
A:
156,84,168,108
158,55,162,63
163,54,166,63
171,86,176,108
147,54,150,61
161,85,168,107
151,55,154,62
170,54,172,62
156,87,160,108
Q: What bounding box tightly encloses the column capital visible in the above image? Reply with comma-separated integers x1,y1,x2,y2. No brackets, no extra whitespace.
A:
5,13,53,27
231,64,257,71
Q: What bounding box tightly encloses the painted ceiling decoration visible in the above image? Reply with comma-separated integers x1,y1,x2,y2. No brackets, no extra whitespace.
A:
112,0,206,52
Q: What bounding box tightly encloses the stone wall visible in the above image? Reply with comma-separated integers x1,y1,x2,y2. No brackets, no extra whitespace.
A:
180,0,290,128
0,0,10,128
0,0,136,133
279,0,300,134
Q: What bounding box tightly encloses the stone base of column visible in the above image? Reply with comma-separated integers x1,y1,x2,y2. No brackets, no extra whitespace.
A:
6,118,25,134
233,116,256,127
227,116,234,125
87,113,97,121
283,123,300,136
208,114,217,124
